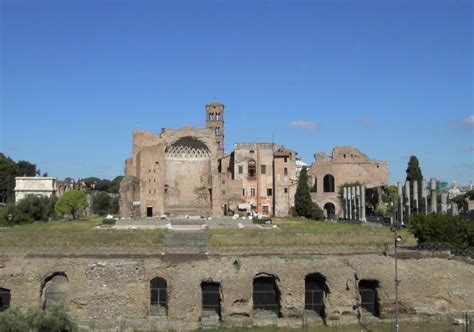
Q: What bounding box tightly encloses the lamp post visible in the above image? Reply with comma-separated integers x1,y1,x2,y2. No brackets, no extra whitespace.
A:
394,230,402,332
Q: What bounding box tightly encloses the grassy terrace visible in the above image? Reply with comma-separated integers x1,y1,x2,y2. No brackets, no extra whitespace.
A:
0,217,416,254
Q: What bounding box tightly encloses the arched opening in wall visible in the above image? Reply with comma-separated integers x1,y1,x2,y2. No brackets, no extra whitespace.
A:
305,273,330,319
253,275,281,317
150,277,167,316
201,281,221,320
323,175,335,193
248,160,256,178
323,203,336,220
358,279,380,317
0,288,11,312
41,272,68,310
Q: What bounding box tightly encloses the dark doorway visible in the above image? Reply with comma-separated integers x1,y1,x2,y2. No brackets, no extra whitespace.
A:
201,281,221,319
147,206,153,217
253,276,281,316
323,203,336,219
0,288,11,312
150,277,167,315
305,273,329,319
42,273,68,309
358,279,380,317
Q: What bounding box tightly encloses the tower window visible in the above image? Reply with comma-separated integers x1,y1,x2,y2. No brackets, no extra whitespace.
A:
284,168,288,176
248,160,256,178
238,166,243,174
261,165,266,174
267,188,272,196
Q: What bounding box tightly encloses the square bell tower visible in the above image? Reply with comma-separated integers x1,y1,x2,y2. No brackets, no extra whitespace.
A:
205,101,225,156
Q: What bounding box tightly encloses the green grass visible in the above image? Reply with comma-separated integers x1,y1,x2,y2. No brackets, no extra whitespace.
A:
0,217,415,253
0,217,165,253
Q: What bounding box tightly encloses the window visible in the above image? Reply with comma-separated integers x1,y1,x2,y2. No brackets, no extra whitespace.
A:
323,175,335,192
201,282,221,319
0,288,11,312
284,188,288,194
261,165,266,174
42,273,68,309
253,276,281,316
250,188,256,197
238,166,243,174
358,280,380,317
242,188,245,197
262,205,269,214
248,160,256,178
284,168,288,176
267,188,272,196
147,207,153,217
305,273,329,319
150,277,167,315
284,157,288,163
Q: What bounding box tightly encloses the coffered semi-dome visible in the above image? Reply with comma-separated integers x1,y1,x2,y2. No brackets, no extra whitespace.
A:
165,136,211,160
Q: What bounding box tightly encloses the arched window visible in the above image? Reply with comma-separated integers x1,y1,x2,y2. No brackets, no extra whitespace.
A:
310,176,317,193
305,273,329,319
201,281,221,320
358,279,380,317
42,273,68,309
323,175,335,192
0,288,11,312
253,275,281,316
248,160,256,178
150,277,167,315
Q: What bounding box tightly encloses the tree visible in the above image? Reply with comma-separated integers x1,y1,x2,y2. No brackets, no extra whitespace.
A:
405,156,423,210
92,192,112,216
0,154,17,203
108,176,124,194
294,167,324,220
55,190,88,220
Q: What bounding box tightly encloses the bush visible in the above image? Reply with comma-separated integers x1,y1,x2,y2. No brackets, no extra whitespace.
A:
102,218,116,225
252,217,272,225
16,195,57,222
0,304,77,332
0,204,32,226
408,213,474,250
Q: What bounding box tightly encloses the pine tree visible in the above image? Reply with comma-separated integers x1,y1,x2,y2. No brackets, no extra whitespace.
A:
294,167,324,219
405,156,423,210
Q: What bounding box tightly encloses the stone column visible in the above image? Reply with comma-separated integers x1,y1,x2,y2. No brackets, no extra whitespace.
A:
405,181,411,220
397,182,403,226
430,178,437,213
413,180,419,212
343,187,348,219
441,192,448,214
348,187,352,220
451,202,459,216
351,187,356,220
356,186,361,220
360,185,366,222
422,180,428,215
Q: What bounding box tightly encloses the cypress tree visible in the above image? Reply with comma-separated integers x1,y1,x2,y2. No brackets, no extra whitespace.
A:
294,167,324,219
405,156,423,210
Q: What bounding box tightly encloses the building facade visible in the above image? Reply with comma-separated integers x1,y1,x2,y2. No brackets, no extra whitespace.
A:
119,101,297,218
308,147,388,218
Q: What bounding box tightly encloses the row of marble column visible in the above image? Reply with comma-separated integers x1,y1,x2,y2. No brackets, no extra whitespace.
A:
397,178,458,224
342,186,366,222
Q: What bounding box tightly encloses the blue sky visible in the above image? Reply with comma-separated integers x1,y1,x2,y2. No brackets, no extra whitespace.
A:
1,0,473,185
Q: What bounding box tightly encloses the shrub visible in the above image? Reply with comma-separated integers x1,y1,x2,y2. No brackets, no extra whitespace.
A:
102,218,116,225
252,217,272,225
408,213,474,250
0,304,77,332
0,204,32,226
16,195,57,222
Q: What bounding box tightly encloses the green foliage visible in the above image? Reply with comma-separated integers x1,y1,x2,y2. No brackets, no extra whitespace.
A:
405,155,423,204
16,195,57,222
92,192,112,216
408,213,474,250
337,181,362,205
0,154,39,204
0,305,77,332
294,167,324,220
252,217,272,225
108,176,124,194
102,218,116,225
0,204,32,226
55,190,88,220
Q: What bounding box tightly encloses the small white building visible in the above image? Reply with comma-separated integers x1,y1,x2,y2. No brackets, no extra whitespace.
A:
14,177,57,202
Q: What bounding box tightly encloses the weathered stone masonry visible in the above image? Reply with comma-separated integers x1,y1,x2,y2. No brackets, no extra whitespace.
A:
1,253,473,330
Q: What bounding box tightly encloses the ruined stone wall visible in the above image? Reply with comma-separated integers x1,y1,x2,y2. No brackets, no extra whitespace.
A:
309,147,388,217
0,253,472,330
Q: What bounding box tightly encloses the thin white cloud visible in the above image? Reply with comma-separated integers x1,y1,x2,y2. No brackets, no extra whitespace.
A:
359,117,376,128
289,120,318,131
457,145,474,153
450,114,474,130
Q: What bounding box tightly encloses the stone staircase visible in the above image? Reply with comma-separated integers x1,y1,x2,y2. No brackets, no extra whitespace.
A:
164,229,209,254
